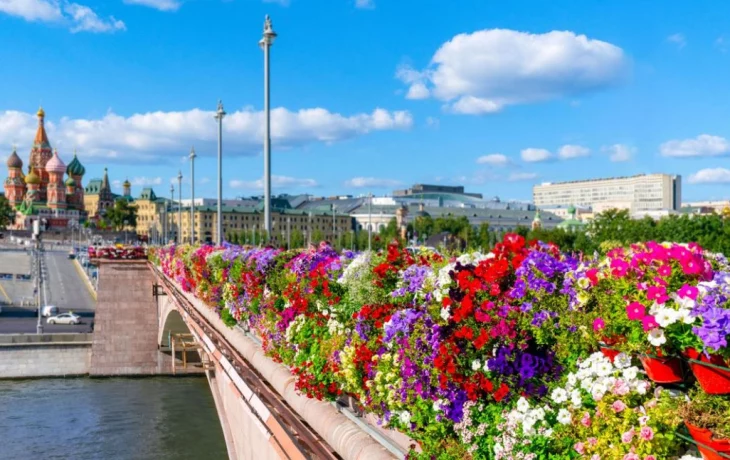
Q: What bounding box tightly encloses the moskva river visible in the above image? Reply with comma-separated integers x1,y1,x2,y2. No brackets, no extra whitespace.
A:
0,378,227,460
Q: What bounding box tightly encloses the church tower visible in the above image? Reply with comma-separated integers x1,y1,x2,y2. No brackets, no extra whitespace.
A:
28,107,53,202
4,147,26,207
66,151,86,210
45,149,67,210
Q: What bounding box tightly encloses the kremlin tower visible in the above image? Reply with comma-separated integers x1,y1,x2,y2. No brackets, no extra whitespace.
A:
3,107,87,229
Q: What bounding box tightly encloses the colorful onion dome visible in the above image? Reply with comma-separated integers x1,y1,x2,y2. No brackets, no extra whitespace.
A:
46,149,66,174
123,178,131,188
66,152,86,176
6,148,22,168
65,176,76,187
25,167,40,185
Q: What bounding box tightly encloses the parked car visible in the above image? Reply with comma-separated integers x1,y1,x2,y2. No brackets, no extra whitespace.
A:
41,305,59,317
47,313,81,325
68,250,76,260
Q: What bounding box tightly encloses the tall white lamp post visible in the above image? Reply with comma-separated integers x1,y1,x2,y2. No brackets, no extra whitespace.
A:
260,15,277,241
189,146,196,245
214,100,226,245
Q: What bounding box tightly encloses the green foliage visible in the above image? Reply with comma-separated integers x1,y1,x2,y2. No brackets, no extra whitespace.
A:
0,195,13,229
677,388,730,438
220,306,237,327
104,199,138,231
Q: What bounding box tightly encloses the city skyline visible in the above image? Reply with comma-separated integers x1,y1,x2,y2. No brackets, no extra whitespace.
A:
2,0,730,202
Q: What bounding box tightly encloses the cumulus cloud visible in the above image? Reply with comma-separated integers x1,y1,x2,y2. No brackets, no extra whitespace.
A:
660,135,730,158
667,33,686,49
688,168,730,184
476,153,509,166
396,29,626,114
0,0,125,33
508,172,538,181
230,175,318,190
0,106,412,164
355,0,374,9
344,177,401,188
112,176,162,189
557,144,590,159
123,0,180,11
601,144,634,162
521,148,552,163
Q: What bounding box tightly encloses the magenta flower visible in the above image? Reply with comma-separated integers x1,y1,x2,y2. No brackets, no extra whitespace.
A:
593,317,606,332
642,315,659,332
658,264,672,277
612,400,627,413
574,442,586,454
626,302,646,321
611,259,630,277
647,285,668,303
678,284,699,300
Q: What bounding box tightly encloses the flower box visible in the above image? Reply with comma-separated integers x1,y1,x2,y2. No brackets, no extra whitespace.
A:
685,348,730,395
685,422,730,460
639,354,685,384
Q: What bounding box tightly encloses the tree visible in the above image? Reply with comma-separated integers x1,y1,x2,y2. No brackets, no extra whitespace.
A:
0,195,13,230
104,199,138,231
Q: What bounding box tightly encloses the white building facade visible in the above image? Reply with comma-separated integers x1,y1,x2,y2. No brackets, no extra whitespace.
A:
533,174,681,213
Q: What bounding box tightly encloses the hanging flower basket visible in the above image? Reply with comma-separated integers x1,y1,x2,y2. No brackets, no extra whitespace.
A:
639,354,685,384
686,422,730,460
685,348,730,395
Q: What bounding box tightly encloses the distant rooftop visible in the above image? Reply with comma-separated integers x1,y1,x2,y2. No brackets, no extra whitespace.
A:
537,173,678,187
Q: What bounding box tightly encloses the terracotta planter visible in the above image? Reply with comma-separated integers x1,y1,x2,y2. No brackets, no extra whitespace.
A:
686,422,730,460
685,348,730,395
600,346,621,363
639,354,684,384
599,336,625,363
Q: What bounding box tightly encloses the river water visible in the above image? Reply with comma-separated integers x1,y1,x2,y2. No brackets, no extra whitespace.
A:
0,377,228,460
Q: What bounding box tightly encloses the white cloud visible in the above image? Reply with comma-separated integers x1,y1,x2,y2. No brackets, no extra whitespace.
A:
688,168,730,184
601,143,634,162
406,83,430,100
230,175,318,190
557,144,590,159
660,135,730,158
344,177,401,188
0,0,62,21
64,3,125,33
476,153,509,166
508,172,538,181
667,33,686,49
0,106,412,164
397,29,626,114
123,0,180,11
355,0,374,9
521,148,552,163
0,0,125,33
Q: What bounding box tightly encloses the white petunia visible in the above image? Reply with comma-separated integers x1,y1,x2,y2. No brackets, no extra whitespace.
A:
471,360,481,371
654,307,679,328
516,397,530,413
614,353,632,369
483,360,491,373
677,308,696,325
622,367,638,381
440,307,450,321
647,328,667,347
557,408,571,425
551,388,568,404
399,411,411,424
570,389,582,407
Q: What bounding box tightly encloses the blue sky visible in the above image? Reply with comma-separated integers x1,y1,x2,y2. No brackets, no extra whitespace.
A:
2,0,730,203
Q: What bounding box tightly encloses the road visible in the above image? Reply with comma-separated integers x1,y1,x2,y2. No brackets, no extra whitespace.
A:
0,248,95,334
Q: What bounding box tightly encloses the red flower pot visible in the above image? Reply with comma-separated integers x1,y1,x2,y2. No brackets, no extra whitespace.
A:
685,348,730,395
639,354,684,383
686,422,730,460
600,347,621,363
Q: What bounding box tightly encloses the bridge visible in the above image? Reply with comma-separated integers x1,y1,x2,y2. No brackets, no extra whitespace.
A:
89,258,411,460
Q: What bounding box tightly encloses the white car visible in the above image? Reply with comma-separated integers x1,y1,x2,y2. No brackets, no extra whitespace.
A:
47,313,81,325
41,305,59,317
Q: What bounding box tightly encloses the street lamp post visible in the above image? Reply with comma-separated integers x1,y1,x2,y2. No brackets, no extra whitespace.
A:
214,100,226,246
368,192,372,251
287,216,291,249
169,184,175,244
177,171,182,244
260,15,277,242
189,147,196,245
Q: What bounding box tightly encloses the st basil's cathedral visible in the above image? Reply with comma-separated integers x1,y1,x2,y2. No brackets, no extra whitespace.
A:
4,107,88,229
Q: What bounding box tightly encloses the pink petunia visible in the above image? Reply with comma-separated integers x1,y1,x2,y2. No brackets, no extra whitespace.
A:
640,426,654,441
593,317,606,332
670,245,690,261
612,400,627,413
678,284,699,300
587,437,598,446
642,315,659,332
574,442,586,454
658,264,672,277
681,258,702,275
611,259,630,277
621,428,635,444
647,285,668,303
644,456,656,460
613,380,631,396
623,455,640,460
626,302,646,321
581,412,591,427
